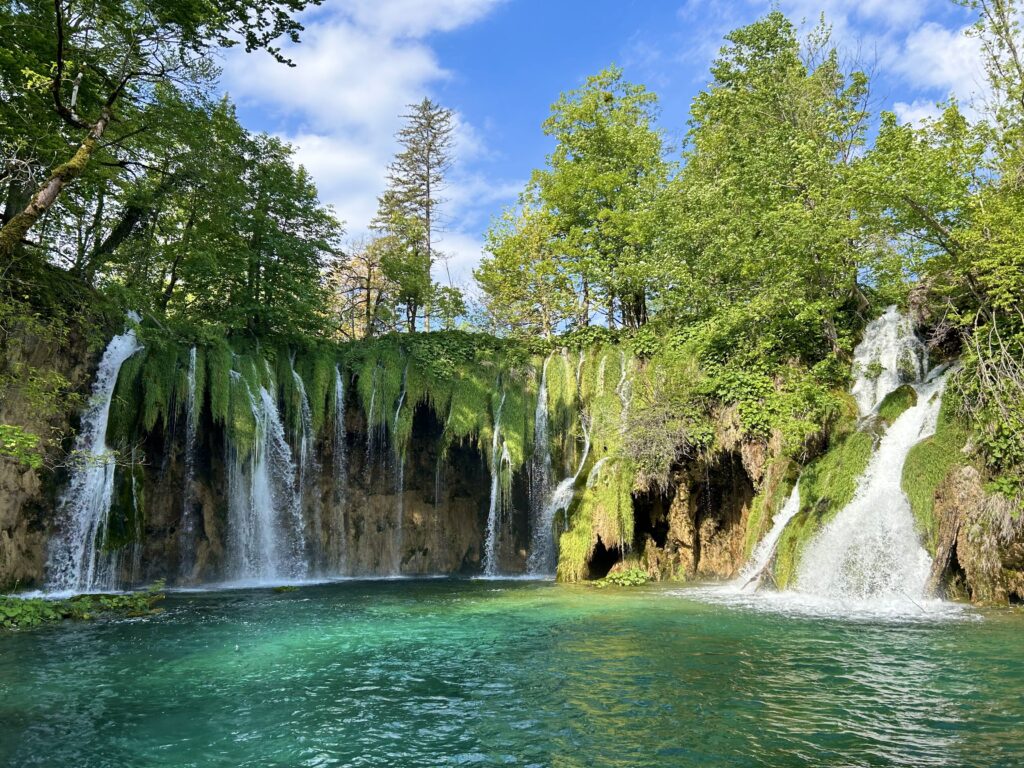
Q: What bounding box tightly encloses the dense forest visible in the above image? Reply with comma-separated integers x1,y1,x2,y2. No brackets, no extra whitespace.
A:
0,0,1022,591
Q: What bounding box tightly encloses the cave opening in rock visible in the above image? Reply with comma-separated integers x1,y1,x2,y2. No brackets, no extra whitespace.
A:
588,537,621,579
632,487,675,549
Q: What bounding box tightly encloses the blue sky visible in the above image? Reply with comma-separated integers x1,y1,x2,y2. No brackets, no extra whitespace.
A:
218,0,989,289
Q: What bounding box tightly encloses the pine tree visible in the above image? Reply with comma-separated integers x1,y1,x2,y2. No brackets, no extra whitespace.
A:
372,98,455,331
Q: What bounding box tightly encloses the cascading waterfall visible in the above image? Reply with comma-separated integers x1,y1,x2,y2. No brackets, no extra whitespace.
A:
851,305,927,416
527,412,592,576
226,376,308,582
528,357,553,564
178,346,199,580
46,316,143,593
331,365,348,572
735,481,802,591
482,391,508,576
291,363,322,567
795,369,949,603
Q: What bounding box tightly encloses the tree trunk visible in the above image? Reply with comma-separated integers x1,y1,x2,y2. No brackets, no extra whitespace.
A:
0,107,112,261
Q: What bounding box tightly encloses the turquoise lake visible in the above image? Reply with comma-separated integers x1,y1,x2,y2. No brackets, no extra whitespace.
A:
1,580,1022,767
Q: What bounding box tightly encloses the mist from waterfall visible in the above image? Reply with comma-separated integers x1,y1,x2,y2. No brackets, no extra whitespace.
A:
46,318,143,593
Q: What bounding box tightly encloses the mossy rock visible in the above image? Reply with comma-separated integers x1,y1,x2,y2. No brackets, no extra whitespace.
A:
876,384,917,425
902,398,970,555
773,430,874,588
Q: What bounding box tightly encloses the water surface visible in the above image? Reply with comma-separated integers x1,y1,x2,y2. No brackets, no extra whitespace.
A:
1,580,1021,767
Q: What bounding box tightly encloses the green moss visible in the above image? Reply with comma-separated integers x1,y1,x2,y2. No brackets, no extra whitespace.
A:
876,384,917,425
105,451,146,551
773,430,874,588
107,349,145,448
742,458,797,560
902,398,970,554
206,338,234,426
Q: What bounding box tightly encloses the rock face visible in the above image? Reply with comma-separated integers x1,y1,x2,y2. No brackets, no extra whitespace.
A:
115,400,527,587
602,450,757,582
930,466,1024,604
0,321,97,591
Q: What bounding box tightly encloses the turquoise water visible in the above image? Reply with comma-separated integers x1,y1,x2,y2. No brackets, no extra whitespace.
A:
1,580,1022,767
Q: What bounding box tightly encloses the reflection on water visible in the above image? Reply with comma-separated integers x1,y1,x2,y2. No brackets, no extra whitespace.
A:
0,580,1021,767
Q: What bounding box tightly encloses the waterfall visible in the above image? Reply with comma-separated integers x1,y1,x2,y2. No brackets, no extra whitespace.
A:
46,318,143,593
735,481,802,591
332,365,348,572
529,358,553,566
482,392,508,576
178,346,199,580
527,411,592,576
851,305,927,416
226,377,307,583
291,363,321,568
795,369,949,602
391,365,408,574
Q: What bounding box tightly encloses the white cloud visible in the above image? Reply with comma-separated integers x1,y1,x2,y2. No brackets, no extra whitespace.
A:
894,21,986,104
893,98,943,126
344,0,505,38
220,0,514,284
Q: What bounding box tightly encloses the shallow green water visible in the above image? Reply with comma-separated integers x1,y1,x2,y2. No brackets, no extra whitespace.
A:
1,580,1022,767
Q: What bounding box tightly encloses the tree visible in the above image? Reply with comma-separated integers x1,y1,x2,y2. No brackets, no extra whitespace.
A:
476,205,575,337
660,13,871,362
372,98,455,331
531,66,669,328
327,236,398,339
0,0,321,263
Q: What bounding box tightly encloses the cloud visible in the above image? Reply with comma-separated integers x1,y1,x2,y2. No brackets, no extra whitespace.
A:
894,21,986,104
219,0,514,286
893,98,943,126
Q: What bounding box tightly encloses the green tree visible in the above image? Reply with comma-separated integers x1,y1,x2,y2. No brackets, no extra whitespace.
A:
0,0,320,263
531,66,669,328
476,205,575,337
661,13,871,362
372,98,455,331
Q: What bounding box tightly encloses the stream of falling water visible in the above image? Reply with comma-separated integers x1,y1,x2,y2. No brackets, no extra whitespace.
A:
528,357,553,567
851,305,927,416
332,365,348,573
291,363,322,569
482,392,507,576
45,317,143,593
226,376,307,583
527,412,591,577
733,481,801,591
178,346,199,580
